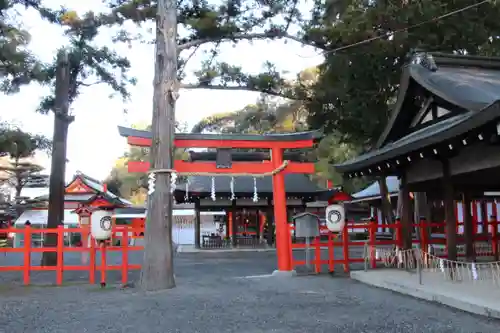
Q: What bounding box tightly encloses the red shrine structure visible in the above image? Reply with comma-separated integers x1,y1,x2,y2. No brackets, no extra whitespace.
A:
12,172,132,247
118,126,338,272
335,52,500,260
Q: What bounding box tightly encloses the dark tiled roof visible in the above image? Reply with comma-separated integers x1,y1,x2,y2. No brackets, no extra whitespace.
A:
118,126,322,142
176,174,327,197
335,53,500,174
378,53,500,147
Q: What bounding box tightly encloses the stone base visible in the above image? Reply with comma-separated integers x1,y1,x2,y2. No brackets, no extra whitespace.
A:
271,270,297,278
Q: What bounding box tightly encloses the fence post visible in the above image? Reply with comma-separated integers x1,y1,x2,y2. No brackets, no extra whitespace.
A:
89,235,96,284
369,218,376,269
342,224,349,273
56,225,64,285
288,224,294,269
327,232,334,273
23,226,31,285
363,241,368,272
100,242,107,287
314,235,321,274
395,217,403,248
122,228,129,285
415,245,422,285
419,217,428,253
490,212,499,261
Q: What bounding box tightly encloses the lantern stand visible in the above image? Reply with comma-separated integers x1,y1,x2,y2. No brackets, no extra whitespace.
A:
292,212,321,274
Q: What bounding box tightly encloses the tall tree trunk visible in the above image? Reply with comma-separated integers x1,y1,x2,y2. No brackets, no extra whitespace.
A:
42,52,71,266
399,174,412,250
378,177,394,225
139,0,177,291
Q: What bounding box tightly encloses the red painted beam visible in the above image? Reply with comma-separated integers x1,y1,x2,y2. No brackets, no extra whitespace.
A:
127,160,315,174
127,136,315,149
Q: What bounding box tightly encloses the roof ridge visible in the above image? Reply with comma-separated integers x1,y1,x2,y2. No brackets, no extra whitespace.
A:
428,52,500,70
78,173,102,185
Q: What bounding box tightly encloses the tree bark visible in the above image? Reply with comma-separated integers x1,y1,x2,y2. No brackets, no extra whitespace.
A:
139,0,177,291
378,177,394,225
399,174,412,250
42,52,71,266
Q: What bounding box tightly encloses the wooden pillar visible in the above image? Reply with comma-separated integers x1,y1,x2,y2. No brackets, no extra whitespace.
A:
266,197,274,246
378,177,394,225
230,200,237,247
462,192,475,261
271,147,291,271
399,173,412,250
194,199,201,249
255,210,260,240
414,192,429,249
479,200,488,237
442,159,457,261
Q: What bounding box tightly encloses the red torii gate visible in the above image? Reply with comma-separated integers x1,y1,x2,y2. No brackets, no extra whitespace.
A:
118,126,321,272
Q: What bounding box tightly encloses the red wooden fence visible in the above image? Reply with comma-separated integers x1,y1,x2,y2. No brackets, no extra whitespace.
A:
288,218,500,274
0,226,144,286
1,218,499,285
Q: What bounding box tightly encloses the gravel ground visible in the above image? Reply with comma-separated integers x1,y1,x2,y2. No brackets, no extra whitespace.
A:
0,251,499,333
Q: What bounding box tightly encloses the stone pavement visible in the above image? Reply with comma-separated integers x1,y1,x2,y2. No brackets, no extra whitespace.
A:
1,252,499,332
351,269,500,319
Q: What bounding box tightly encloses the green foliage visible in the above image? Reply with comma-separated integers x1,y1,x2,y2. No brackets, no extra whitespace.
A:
0,0,51,93
306,0,500,147
36,9,136,113
314,134,368,193
0,123,50,197
0,124,51,158
191,94,307,134
1,2,136,107
0,159,45,197
102,0,321,99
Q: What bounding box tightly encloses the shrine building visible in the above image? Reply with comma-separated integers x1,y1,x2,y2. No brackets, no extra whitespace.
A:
336,52,500,261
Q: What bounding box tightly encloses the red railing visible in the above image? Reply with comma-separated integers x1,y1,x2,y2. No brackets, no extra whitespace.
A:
0,226,144,286
289,218,500,274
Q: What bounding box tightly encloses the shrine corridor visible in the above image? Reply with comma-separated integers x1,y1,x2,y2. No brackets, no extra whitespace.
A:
0,252,498,333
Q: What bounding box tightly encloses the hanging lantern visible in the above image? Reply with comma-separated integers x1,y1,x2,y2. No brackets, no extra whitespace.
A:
325,204,345,232
91,210,113,241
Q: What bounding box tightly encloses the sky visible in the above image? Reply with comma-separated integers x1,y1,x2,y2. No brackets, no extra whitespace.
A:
0,0,324,182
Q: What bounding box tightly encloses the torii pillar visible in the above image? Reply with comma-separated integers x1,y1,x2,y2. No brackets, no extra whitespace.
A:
271,147,291,271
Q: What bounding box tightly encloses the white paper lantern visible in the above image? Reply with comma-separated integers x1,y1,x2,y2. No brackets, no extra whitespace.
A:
325,204,345,232
91,210,113,241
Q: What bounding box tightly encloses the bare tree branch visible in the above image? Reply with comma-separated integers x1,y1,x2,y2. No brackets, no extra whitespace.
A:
179,83,310,101
178,32,320,52
77,80,105,87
